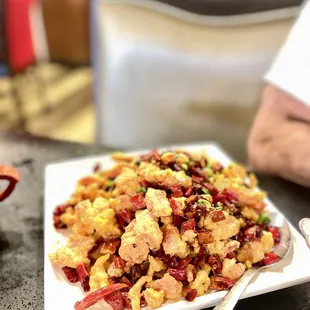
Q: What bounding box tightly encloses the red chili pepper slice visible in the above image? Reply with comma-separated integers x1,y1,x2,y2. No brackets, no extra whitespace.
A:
74,283,128,310
0,165,20,202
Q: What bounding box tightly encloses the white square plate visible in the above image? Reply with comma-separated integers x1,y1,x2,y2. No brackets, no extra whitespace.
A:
44,143,310,310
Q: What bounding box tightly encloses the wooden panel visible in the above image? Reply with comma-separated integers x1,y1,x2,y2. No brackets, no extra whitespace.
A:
42,0,90,65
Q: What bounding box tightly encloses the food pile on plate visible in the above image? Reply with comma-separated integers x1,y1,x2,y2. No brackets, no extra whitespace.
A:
49,150,280,310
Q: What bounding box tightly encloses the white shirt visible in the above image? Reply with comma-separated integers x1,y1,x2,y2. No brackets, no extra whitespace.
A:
265,1,310,104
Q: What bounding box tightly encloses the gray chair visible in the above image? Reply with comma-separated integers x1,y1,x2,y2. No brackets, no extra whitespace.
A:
91,0,301,153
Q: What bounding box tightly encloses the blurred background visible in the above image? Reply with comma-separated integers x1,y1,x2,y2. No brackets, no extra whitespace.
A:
0,0,303,151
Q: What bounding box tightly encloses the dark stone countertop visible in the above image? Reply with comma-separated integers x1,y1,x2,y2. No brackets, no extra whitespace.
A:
0,130,309,310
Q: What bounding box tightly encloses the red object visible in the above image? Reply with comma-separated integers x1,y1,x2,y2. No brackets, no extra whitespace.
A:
169,198,184,216
114,256,126,269
53,204,70,229
0,165,19,202
181,219,196,232
76,264,90,292
267,226,281,244
211,276,236,290
130,193,146,210
62,267,79,283
262,253,280,266
5,0,36,73
104,290,124,310
185,289,198,302
74,284,128,310
170,185,183,197
101,240,121,255
168,268,187,281
210,211,226,222
197,229,213,244
115,209,135,229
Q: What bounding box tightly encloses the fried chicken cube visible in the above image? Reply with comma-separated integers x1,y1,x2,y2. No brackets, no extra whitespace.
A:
162,224,190,259
205,240,240,260
205,212,240,240
222,258,246,280
119,220,149,265
49,235,95,268
60,207,77,228
139,163,192,188
76,198,122,240
89,254,110,291
260,231,274,254
114,167,141,195
237,241,265,264
145,188,172,218
109,195,134,212
135,209,163,250
128,276,152,310
189,268,211,296
143,288,165,309
185,264,196,282
148,273,183,301
241,206,259,222
147,256,166,277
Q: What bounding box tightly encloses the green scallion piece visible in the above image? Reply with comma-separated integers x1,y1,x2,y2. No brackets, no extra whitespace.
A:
202,188,210,194
258,214,271,224
137,187,147,194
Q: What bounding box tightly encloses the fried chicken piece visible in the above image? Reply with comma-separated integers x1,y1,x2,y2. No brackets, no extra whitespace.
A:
89,254,110,291
119,220,149,265
114,168,141,195
75,198,122,239
109,194,134,213
135,209,163,250
148,273,182,301
49,235,95,268
147,256,166,277
189,268,211,296
139,163,192,188
237,241,265,264
222,258,246,280
128,276,152,310
260,231,274,254
162,224,190,259
241,206,259,222
205,212,240,240
205,240,240,260
143,288,165,309
145,188,172,218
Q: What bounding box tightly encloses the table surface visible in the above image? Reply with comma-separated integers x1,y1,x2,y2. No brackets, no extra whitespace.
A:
0,130,309,310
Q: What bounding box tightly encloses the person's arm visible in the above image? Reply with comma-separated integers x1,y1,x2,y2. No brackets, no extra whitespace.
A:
265,1,310,106
248,2,310,186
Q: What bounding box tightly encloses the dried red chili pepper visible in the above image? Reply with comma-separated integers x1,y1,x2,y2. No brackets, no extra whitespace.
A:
130,193,146,210
0,165,19,202
62,267,78,283
167,268,187,281
210,210,226,223
211,276,236,290
76,264,90,292
114,256,126,269
74,283,128,310
184,288,198,301
261,253,280,266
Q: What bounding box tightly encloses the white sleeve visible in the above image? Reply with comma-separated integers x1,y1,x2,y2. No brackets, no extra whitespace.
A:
265,1,310,105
